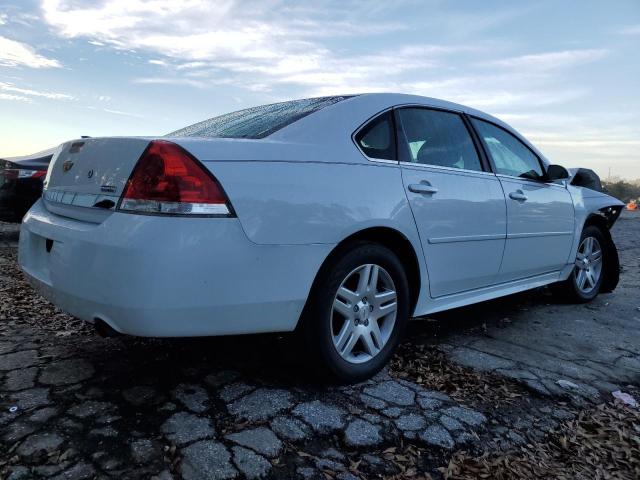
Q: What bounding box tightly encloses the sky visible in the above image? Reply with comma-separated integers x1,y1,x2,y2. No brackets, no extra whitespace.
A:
0,0,639,179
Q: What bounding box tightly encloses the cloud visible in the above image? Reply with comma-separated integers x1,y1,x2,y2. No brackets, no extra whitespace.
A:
102,108,145,118
487,49,609,71
0,92,32,102
132,77,210,88
0,82,74,100
618,24,640,35
40,0,444,90
0,36,62,68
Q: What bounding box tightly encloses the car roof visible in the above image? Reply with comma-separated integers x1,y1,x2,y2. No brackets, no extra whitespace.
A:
268,92,550,165
1,147,56,164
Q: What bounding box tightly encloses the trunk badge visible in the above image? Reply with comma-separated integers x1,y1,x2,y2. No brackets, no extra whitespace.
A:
101,185,116,193
69,141,85,153
62,160,74,172
87,169,94,179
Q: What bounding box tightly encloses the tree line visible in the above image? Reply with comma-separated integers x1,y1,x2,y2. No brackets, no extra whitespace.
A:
602,178,640,203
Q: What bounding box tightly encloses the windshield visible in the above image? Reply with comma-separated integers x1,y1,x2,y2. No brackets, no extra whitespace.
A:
168,96,354,139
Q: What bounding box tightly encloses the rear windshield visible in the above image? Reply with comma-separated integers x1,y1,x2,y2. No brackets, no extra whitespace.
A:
168,96,353,139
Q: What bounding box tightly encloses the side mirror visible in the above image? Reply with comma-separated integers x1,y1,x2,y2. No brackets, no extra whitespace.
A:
546,164,569,181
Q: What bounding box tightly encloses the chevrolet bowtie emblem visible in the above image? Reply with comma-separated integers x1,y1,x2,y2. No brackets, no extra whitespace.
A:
62,160,74,172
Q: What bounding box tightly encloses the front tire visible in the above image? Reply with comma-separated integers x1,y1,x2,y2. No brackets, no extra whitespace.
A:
300,242,410,383
553,225,606,303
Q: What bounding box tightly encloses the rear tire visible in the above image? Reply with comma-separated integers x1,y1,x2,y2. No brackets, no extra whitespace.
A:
552,225,606,303
300,242,410,384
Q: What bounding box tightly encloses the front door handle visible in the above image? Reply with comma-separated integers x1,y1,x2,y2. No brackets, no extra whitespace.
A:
509,190,528,202
408,183,438,195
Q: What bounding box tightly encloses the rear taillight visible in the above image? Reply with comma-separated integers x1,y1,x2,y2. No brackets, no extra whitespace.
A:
1,166,46,180
118,140,232,216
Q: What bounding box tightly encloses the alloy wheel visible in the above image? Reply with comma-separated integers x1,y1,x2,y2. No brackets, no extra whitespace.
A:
574,236,603,294
331,263,398,364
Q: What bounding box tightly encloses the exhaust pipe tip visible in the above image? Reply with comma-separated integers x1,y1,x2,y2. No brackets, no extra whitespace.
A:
94,318,121,338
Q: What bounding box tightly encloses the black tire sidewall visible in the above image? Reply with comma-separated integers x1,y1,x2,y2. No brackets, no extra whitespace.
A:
303,242,410,383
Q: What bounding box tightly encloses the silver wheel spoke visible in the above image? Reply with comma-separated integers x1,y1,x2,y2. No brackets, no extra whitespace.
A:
369,320,383,350
337,286,358,305
374,289,396,306
333,299,352,319
576,270,587,289
335,321,356,354
362,331,380,357
590,250,602,264
377,301,397,318
367,265,379,292
356,265,372,295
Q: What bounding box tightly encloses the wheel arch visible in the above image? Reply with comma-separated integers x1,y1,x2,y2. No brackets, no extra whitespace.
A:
301,226,422,321
581,213,620,293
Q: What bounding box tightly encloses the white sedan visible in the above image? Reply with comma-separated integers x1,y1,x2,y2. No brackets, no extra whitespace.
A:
19,93,624,382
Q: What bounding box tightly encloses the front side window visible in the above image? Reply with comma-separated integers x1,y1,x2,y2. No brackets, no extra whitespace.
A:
354,111,396,160
471,118,544,180
168,96,352,139
396,108,482,172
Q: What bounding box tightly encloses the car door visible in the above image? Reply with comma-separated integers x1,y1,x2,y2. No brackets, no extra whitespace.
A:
396,107,507,298
470,117,575,282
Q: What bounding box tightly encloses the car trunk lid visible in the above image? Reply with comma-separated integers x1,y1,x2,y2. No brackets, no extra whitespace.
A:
43,137,152,222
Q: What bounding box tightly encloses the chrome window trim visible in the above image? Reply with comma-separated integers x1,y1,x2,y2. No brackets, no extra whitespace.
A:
495,173,568,188
366,158,401,165
398,160,496,177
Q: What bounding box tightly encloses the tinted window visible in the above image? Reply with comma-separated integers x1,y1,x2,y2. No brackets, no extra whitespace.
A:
169,96,353,139
471,118,543,180
396,108,482,171
355,111,396,160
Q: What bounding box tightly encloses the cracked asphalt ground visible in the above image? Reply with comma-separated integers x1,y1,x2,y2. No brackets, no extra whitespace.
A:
0,211,638,479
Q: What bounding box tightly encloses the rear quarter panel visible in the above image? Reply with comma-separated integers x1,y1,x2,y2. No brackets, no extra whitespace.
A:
207,160,417,245
206,159,431,314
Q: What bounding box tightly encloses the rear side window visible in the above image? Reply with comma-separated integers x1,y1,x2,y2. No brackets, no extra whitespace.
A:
169,96,353,139
471,118,544,180
355,111,397,160
396,108,482,172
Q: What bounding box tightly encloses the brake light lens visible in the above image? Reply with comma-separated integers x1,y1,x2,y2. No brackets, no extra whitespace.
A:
0,165,46,180
118,140,232,216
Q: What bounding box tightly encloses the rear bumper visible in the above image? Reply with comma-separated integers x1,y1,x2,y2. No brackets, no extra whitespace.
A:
19,200,332,337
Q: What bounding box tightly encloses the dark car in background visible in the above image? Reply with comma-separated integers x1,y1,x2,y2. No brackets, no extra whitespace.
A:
0,148,54,222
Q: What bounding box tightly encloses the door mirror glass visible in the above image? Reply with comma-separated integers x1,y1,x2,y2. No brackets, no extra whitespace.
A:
546,164,569,181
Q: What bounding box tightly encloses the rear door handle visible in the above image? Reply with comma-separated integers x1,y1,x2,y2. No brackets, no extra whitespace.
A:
408,183,438,195
509,190,528,202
